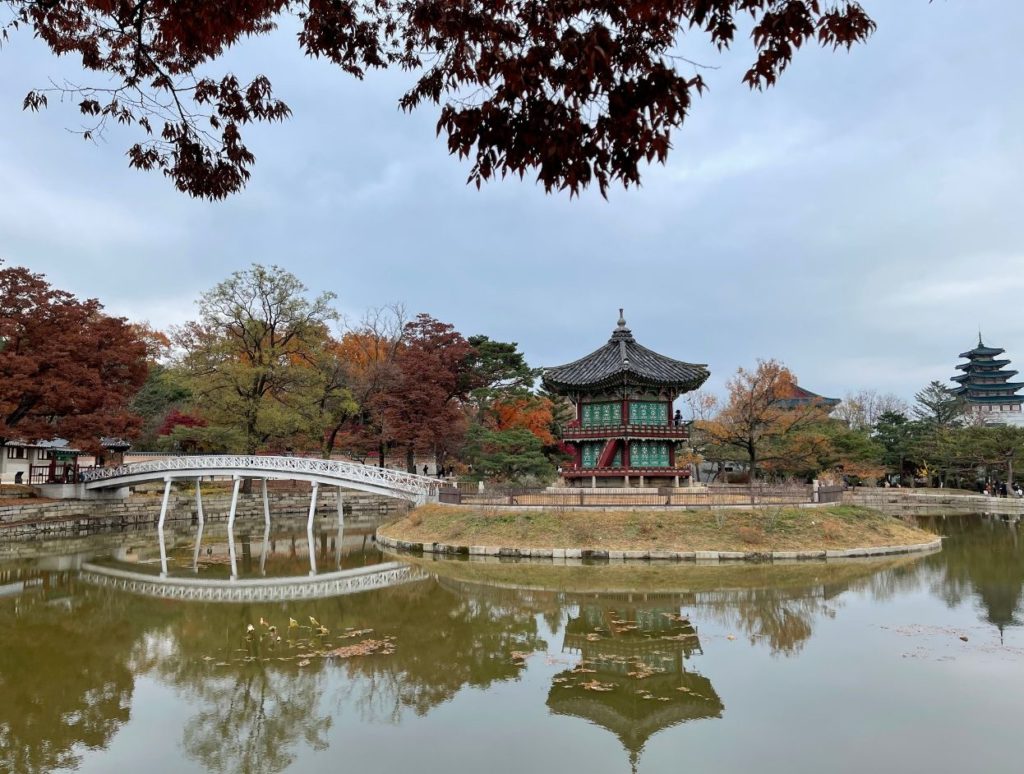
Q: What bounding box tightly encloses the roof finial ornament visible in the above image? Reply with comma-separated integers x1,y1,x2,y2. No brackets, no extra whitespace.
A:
618,308,626,328
979,328,984,348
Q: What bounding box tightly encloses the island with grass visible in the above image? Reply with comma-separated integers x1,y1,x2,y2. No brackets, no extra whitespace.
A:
376,504,941,560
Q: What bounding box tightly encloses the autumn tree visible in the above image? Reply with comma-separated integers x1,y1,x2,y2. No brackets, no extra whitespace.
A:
697,360,834,482
333,305,407,463
0,261,148,450
174,264,337,454
374,314,477,473
5,1,877,198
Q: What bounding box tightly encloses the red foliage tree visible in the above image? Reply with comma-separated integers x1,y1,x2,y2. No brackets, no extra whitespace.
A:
0,262,149,450
374,314,477,472
5,1,875,198
156,409,207,437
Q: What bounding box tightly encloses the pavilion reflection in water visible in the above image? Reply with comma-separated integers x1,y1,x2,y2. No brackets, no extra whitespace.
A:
547,599,723,772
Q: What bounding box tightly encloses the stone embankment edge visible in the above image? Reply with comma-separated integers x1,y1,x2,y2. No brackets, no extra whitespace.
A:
374,531,944,562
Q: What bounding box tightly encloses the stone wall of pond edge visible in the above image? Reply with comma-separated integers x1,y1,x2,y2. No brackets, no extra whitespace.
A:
843,490,1024,514
0,490,409,540
374,531,944,562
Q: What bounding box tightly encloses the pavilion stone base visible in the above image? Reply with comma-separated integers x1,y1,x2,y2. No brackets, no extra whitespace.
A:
550,485,707,494
562,477,700,490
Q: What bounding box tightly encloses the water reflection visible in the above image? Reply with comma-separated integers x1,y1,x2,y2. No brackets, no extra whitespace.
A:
1,515,1023,774
0,570,136,774
548,602,722,772
922,515,1024,637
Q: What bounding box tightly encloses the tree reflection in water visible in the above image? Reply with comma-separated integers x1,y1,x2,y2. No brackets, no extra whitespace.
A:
0,569,139,774
920,515,1024,637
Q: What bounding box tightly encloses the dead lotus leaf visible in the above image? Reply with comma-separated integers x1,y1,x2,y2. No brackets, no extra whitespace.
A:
580,680,614,692
326,638,396,659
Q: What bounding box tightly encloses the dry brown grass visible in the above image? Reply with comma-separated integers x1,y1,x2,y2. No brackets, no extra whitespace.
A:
736,525,765,545
380,504,935,553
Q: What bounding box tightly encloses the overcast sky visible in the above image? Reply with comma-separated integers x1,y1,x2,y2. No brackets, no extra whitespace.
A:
3,2,1023,403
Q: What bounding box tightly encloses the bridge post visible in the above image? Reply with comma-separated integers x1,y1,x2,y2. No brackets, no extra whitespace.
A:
260,478,271,575
227,475,241,579
158,477,172,577
307,482,320,576
335,487,345,568
192,479,205,572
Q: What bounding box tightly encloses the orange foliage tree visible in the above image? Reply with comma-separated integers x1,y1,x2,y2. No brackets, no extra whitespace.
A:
488,396,556,447
697,360,834,482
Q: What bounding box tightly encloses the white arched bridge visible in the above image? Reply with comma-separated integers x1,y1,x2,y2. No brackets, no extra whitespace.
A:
81,455,440,578
82,455,440,503
79,561,431,603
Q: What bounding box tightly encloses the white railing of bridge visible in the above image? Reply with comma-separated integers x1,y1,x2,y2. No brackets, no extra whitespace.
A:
79,561,432,603
81,454,441,501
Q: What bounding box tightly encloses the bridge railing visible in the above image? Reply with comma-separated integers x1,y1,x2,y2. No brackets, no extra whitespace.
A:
80,454,441,498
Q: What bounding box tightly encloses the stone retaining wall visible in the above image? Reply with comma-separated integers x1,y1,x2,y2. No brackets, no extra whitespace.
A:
0,489,408,540
843,490,1024,515
375,531,944,562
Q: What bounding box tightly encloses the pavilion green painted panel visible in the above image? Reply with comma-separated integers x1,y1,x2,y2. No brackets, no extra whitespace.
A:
629,401,668,425
580,442,622,469
581,402,621,427
628,440,670,468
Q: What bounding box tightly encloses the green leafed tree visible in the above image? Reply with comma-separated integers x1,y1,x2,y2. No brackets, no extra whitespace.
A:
463,426,555,483
129,363,191,448
173,264,337,454
872,410,920,485
913,380,965,428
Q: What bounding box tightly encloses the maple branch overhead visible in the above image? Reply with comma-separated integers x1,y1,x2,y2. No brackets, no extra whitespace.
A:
5,0,876,199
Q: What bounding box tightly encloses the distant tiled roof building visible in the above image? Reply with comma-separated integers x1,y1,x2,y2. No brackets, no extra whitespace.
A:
951,335,1024,423
773,383,841,411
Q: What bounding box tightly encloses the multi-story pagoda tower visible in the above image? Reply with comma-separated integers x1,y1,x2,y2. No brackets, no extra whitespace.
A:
951,335,1024,423
542,311,709,488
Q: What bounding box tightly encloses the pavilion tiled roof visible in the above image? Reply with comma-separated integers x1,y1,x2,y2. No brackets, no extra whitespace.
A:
959,335,1005,359
542,312,709,394
952,370,1019,382
955,360,1011,372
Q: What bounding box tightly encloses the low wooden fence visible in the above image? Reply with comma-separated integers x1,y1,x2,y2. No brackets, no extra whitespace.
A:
438,483,840,508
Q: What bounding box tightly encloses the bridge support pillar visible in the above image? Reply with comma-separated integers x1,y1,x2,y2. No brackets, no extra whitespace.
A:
158,477,172,577
260,478,271,575
307,482,320,576
192,479,205,572
335,487,345,569
227,476,241,579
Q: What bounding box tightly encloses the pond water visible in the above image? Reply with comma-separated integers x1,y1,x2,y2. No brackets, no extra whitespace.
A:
1,514,1022,774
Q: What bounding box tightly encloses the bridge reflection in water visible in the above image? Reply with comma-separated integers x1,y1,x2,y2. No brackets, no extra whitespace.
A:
78,561,431,603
